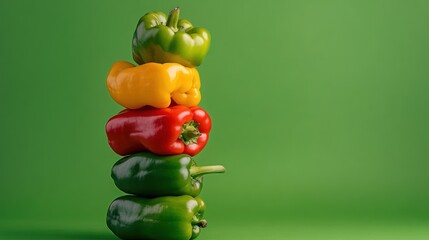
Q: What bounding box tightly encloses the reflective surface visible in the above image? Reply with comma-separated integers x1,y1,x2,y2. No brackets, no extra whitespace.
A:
1,220,429,240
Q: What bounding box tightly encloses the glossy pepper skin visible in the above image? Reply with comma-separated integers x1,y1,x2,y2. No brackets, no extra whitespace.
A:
112,152,225,197
132,7,210,68
107,61,201,109
106,105,211,156
107,195,207,240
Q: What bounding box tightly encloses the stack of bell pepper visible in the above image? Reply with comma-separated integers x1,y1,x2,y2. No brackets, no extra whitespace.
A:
104,7,225,240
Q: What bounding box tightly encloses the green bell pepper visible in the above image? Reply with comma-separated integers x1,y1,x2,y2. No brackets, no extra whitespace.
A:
132,7,211,67
111,152,225,197
107,195,207,240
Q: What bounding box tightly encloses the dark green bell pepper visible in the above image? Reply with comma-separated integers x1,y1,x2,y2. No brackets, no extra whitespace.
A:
107,195,207,240
111,152,225,197
132,7,211,67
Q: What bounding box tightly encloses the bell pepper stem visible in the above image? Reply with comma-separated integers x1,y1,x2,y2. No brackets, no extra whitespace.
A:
190,165,225,177
166,7,180,31
180,120,201,145
193,218,208,228
199,219,208,228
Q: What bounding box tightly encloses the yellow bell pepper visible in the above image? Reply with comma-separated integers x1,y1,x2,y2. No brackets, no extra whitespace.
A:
107,61,201,109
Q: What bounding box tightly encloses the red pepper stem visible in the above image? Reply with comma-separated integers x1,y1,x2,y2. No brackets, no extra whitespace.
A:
166,7,180,31
179,120,201,145
190,165,226,177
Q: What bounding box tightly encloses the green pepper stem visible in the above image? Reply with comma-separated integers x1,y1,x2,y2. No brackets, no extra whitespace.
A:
199,219,208,228
166,7,180,31
190,165,225,177
192,218,208,228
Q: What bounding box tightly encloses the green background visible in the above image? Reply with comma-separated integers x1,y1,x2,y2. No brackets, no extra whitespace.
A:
1,0,429,239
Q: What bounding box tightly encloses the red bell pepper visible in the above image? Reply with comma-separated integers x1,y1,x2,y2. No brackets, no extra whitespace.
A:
106,105,211,156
